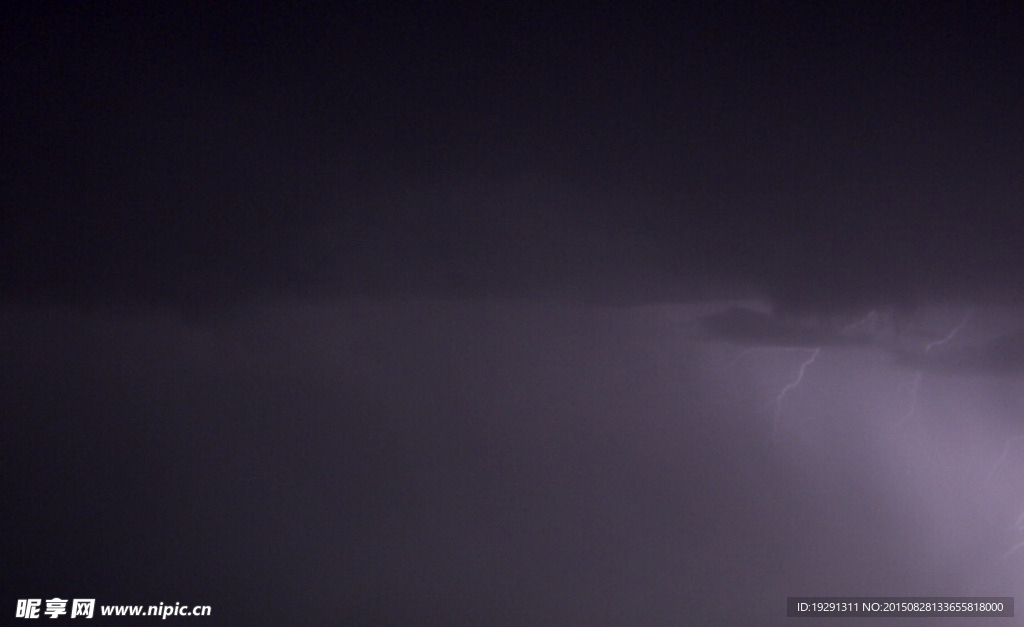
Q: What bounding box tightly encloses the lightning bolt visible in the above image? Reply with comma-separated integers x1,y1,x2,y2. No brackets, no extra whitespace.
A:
1012,507,1024,531
899,310,972,425
924,310,971,353
991,433,1024,564
1000,541,1024,562
1001,504,1024,562
841,309,878,336
770,347,820,442
927,308,1024,566
899,372,923,425
987,434,1024,482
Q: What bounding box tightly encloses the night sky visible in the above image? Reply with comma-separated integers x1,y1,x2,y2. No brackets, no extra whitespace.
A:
4,4,1024,625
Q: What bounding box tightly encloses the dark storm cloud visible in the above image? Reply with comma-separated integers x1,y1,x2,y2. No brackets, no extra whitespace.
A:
4,4,1024,314
7,4,1024,626
687,306,877,348
7,299,1023,625
0,301,776,624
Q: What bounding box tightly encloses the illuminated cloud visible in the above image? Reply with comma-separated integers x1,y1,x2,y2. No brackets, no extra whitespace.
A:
891,331,1024,376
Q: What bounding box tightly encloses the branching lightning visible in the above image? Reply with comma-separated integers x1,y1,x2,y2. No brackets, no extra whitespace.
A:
841,309,879,336
692,303,1024,576
899,310,972,425
770,347,820,442
917,309,1024,566
924,310,972,353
